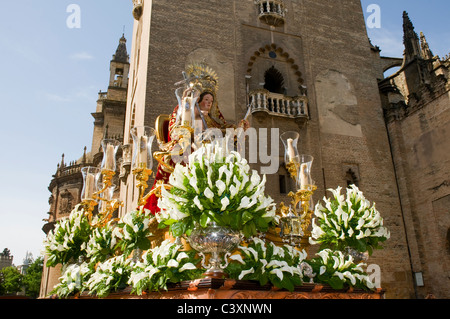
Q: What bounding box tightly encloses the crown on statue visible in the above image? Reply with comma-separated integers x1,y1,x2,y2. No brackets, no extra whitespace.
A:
185,62,219,97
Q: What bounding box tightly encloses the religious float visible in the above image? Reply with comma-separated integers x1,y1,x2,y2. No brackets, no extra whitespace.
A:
43,64,389,300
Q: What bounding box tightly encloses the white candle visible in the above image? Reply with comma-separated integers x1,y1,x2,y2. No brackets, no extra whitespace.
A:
104,144,115,170
84,174,95,200
300,163,308,190
181,98,192,126
139,135,148,167
287,138,296,162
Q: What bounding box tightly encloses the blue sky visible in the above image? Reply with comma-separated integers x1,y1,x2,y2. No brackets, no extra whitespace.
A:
0,1,448,266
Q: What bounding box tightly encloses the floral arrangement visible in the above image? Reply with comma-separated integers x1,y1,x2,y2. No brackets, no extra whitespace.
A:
306,249,375,290
50,262,94,298
225,237,308,292
309,185,390,255
85,222,117,264
43,205,93,267
85,256,133,298
156,145,279,238
128,239,204,295
113,208,154,256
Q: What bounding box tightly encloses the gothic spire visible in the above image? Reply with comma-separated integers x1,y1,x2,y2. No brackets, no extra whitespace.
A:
420,32,434,60
403,11,421,62
112,34,129,63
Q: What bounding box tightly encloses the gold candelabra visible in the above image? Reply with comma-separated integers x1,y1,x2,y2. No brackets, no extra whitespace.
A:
80,139,123,227
279,131,316,247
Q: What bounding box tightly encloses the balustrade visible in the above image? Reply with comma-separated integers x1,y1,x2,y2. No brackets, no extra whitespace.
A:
255,0,286,27
249,90,308,119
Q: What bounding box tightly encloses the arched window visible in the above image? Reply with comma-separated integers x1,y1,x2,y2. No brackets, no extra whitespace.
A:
264,66,285,94
346,168,359,187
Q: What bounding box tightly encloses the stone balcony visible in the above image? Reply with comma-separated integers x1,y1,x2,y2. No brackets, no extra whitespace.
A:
254,0,287,27
249,89,309,120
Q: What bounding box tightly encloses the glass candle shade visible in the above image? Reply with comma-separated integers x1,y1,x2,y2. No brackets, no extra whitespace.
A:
175,86,199,128
81,166,101,201
101,139,121,172
130,126,156,170
280,131,300,179
280,131,300,164
297,154,314,191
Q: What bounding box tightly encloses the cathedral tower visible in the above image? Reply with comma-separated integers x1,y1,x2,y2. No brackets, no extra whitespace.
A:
39,35,129,298
121,0,415,298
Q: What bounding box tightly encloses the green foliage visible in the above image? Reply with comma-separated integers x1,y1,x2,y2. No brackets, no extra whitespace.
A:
129,240,204,295
85,256,132,298
50,262,94,298
310,185,390,254
0,266,23,295
22,257,44,298
225,237,307,292
113,209,153,256
306,249,374,290
43,205,93,267
157,146,279,238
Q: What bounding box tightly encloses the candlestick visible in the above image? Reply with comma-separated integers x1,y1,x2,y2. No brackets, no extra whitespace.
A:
182,98,192,127
139,135,148,167
84,173,95,200
299,163,308,190
287,138,295,162
105,144,115,171
101,139,120,172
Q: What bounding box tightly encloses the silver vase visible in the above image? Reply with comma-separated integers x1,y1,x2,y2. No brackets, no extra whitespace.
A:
188,222,242,279
344,247,369,264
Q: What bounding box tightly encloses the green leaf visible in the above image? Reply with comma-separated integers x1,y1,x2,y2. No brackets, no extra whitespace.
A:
137,237,151,250
170,222,185,237
242,211,253,224
200,212,210,228
328,276,344,290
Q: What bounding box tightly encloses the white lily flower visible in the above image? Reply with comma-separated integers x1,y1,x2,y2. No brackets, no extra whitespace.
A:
317,249,330,264
229,254,245,264
320,266,326,275
189,175,200,194
347,227,354,237
204,187,214,201
167,259,179,268
270,268,284,281
193,196,203,210
334,271,344,281
206,166,214,189
229,185,239,199
216,180,226,196
356,230,365,239
178,263,197,272
220,197,230,211
238,268,255,280
343,271,356,285
176,252,189,262
237,196,250,210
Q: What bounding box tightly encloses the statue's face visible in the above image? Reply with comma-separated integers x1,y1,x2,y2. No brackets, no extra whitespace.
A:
199,93,214,113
